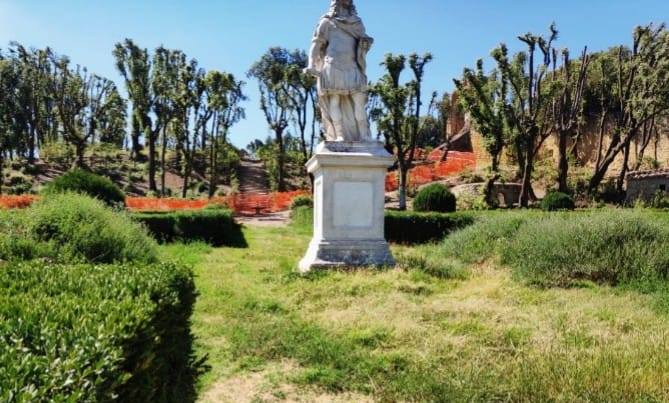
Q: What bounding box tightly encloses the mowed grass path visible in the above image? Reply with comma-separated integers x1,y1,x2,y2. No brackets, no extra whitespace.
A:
164,223,669,402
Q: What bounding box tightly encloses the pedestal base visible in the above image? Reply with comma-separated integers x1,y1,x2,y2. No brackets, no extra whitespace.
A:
299,239,395,272
298,141,395,273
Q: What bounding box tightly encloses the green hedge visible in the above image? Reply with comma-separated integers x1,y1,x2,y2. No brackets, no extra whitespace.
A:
385,211,475,244
133,209,246,247
291,207,475,245
0,261,199,402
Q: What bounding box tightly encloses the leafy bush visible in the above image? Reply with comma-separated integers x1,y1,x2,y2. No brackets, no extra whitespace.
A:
434,210,669,288
133,209,246,247
650,190,669,209
441,212,531,264
45,169,125,207
413,184,456,213
291,195,313,210
385,211,475,244
4,193,158,264
0,261,199,402
502,211,669,287
540,191,575,211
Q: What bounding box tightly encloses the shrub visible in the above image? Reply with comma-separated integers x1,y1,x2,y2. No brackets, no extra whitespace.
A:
133,209,246,247
385,211,475,244
45,169,125,207
441,212,531,264
540,191,575,211
291,195,313,210
18,193,158,264
0,261,199,402
650,190,669,209
291,207,475,245
413,184,456,213
502,211,669,287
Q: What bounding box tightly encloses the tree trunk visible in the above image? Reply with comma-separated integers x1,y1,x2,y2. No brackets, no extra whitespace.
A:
398,164,408,211
276,129,285,192
519,152,534,208
616,142,631,194
74,142,86,169
160,126,168,197
131,114,143,160
209,138,218,199
28,126,36,164
148,128,157,193
557,130,569,193
484,156,500,207
0,154,4,195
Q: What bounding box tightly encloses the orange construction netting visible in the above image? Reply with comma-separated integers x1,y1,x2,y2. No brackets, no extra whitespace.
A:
385,151,476,192
0,195,39,210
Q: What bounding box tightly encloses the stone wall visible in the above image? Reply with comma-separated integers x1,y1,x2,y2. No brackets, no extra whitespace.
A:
625,169,669,203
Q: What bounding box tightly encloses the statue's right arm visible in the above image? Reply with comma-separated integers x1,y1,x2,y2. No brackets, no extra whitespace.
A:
305,20,328,77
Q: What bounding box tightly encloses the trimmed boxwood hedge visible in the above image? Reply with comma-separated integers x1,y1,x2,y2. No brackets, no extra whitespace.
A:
291,207,475,245
385,211,476,244
0,261,199,402
133,209,246,247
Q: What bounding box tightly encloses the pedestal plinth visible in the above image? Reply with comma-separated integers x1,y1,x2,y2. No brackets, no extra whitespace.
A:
298,141,395,273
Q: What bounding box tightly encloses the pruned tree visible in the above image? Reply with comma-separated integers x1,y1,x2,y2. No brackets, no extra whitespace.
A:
113,39,150,161
204,71,246,197
587,24,669,193
248,47,293,191
53,57,121,168
492,25,559,206
550,47,590,193
370,53,433,210
455,60,510,206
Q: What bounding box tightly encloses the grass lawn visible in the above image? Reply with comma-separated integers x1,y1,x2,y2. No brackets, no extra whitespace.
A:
162,213,669,402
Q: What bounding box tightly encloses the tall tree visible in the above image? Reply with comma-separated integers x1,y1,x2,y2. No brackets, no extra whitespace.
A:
455,60,510,206
284,49,317,162
492,25,559,206
113,39,150,161
248,47,293,191
370,53,433,210
52,57,121,168
587,24,669,193
550,47,590,193
204,71,246,197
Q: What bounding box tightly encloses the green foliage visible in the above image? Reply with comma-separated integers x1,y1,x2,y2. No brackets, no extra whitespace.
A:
45,169,125,207
437,210,669,288
441,212,531,264
540,191,576,211
291,195,313,210
133,209,246,247
502,211,669,287
0,260,199,402
650,190,669,209
413,183,457,213
386,210,475,245
292,207,475,245
0,193,157,264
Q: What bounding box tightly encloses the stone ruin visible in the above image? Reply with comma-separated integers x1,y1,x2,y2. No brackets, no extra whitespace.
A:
626,169,669,203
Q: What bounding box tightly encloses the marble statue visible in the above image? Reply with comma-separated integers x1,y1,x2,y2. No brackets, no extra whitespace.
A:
299,0,394,272
305,0,374,142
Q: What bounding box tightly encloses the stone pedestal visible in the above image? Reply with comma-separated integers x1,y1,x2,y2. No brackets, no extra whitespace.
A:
299,141,395,272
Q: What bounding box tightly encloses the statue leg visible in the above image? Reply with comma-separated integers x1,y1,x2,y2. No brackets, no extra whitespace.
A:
352,92,371,141
328,95,345,141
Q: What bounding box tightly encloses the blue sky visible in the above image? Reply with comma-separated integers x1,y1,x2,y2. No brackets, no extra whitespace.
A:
1,0,668,148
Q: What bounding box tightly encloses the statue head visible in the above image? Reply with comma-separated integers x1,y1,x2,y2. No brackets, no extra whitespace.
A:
328,0,357,17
